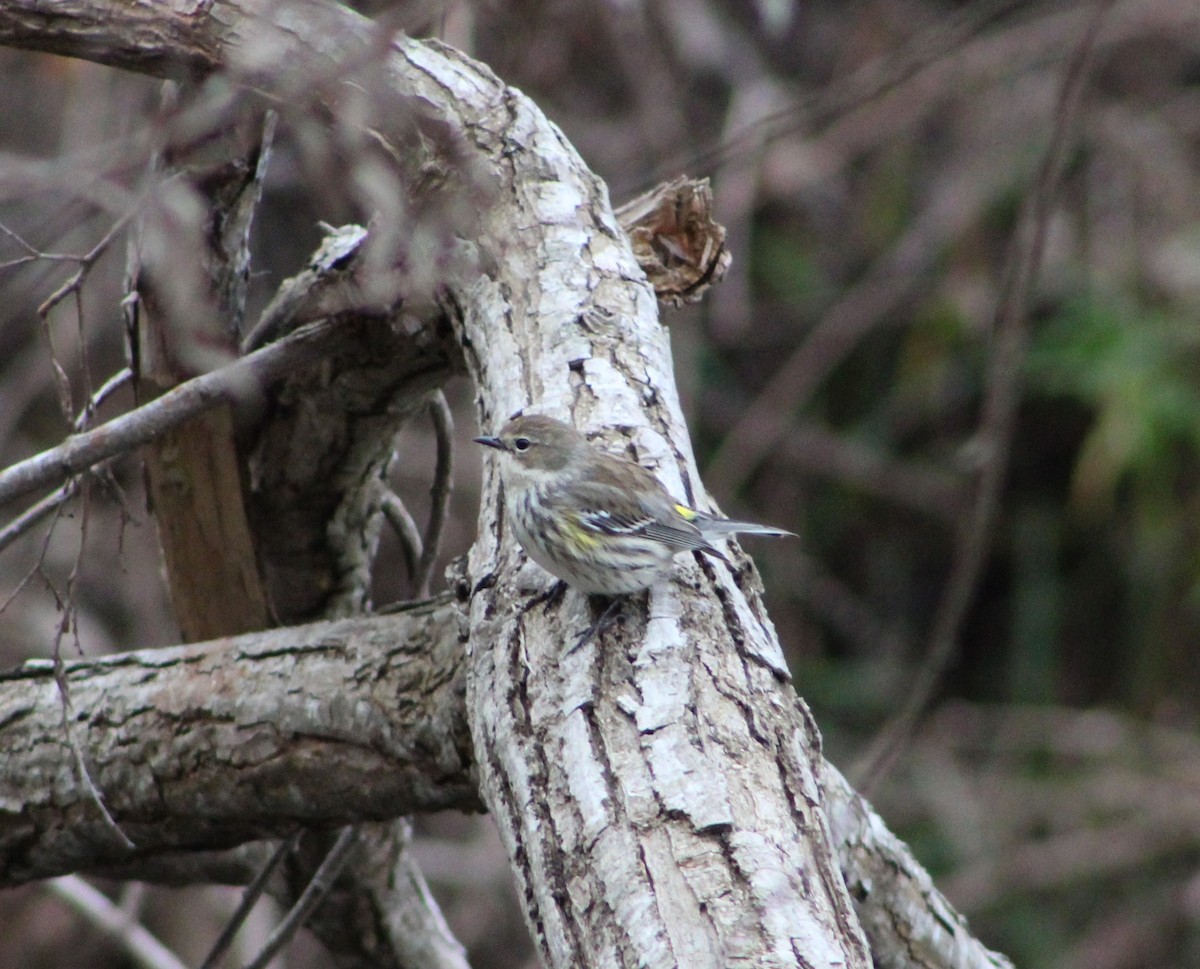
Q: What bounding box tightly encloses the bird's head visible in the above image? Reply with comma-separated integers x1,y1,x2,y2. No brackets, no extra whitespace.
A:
473,413,589,478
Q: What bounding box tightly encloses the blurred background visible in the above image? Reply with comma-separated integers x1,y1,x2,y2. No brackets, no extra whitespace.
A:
3,0,1200,967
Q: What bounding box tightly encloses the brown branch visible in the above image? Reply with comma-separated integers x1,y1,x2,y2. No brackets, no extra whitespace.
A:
415,391,454,597
242,826,358,969
197,832,303,969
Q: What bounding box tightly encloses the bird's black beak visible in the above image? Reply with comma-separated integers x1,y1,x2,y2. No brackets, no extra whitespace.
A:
473,435,506,451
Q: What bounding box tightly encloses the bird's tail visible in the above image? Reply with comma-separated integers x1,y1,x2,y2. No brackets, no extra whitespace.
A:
695,514,796,540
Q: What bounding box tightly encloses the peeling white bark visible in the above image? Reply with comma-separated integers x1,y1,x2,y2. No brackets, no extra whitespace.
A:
396,38,874,969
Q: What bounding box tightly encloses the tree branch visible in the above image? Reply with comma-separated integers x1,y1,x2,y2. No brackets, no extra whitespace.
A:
440,29,876,969
0,316,346,510
0,599,478,887
2,603,1008,969
825,764,1014,969
46,875,190,969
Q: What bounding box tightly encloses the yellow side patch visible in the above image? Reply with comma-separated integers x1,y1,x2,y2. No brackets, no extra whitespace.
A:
674,504,698,521
565,520,601,548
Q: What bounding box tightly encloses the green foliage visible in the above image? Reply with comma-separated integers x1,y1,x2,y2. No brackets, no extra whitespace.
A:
750,220,835,312
1023,295,1200,709
1027,297,1200,518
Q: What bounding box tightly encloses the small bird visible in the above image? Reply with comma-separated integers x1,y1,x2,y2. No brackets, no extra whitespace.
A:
474,414,794,621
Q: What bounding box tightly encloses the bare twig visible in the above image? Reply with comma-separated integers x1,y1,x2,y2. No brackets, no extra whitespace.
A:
416,391,453,596
645,0,1023,194
0,364,132,551
198,831,303,969
852,0,1115,791
54,626,137,849
0,365,132,555
73,367,133,431
0,220,87,270
0,478,70,615
241,827,358,969
47,876,189,969
382,489,423,582
0,315,345,509
0,479,77,554
34,208,138,420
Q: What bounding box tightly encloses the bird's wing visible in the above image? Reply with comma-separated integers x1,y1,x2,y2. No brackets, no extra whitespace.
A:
571,452,729,556
566,481,696,545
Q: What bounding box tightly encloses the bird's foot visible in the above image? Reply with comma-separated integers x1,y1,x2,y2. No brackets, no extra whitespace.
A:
567,596,624,655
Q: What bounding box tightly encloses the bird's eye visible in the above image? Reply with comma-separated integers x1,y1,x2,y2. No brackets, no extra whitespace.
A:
512,438,531,452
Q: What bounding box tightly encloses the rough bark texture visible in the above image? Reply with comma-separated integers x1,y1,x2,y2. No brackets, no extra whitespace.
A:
0,608,1010,969
412,39,874,969
0,602,476,886
825,764,1013,969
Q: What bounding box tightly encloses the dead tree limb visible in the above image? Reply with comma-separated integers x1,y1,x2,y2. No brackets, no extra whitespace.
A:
0,600,477,887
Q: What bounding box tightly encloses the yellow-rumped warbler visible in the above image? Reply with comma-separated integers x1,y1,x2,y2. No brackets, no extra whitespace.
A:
473,414,794,599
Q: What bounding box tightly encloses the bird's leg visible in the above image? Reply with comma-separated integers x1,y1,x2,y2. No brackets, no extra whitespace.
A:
567,595,625,654
531,579,569,610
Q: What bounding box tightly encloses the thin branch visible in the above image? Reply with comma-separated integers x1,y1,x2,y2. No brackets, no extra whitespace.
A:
0,478,78,554
416,390,453,596
852,0,1115,792
34,207,138,421
0,369,134,553
0,315,345,509
241,827,358,969
199,831,303,969
54,634,137,850
0,220,87,270
35,179,140,329
47,876,189,969
51,462,128,849
73,367,133,431
0,490,65,614
644,0,1024,195
382,489,423,583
